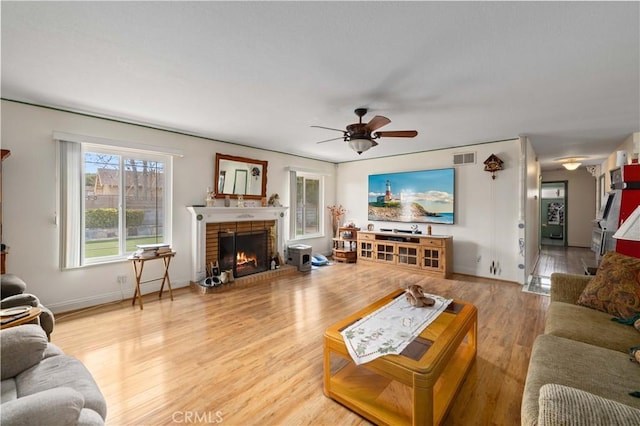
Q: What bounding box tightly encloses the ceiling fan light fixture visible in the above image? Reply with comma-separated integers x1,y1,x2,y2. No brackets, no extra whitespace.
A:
562,162,581,171
348,138,373,155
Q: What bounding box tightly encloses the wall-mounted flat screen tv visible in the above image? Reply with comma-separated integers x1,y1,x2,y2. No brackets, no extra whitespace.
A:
368,168,455,224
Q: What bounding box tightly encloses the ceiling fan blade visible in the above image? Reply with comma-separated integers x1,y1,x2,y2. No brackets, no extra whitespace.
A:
374,130,418,138
311,125,345,133
316,136,345,144
365,115,391,132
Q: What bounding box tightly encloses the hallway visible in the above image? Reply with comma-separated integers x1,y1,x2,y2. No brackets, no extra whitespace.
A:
532,245,595,277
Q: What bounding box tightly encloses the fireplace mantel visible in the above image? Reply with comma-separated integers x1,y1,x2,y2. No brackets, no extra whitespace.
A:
186,206,288,282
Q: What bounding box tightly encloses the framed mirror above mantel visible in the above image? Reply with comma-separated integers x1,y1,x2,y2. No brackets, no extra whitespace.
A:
215,153,268,200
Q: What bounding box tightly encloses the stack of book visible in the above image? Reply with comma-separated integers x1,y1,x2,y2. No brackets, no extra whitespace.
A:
132,243,172,258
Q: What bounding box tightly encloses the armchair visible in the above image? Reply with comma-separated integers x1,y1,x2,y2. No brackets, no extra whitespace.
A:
1,274,55,340
1,325,107,425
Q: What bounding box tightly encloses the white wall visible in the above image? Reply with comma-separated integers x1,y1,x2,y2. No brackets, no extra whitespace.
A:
2,101,535,316
523,137,541,277
1,101,336,312
541,168,596,247
335,139,526,283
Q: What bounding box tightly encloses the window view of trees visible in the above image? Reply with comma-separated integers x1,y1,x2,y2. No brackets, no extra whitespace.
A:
84,152,165,258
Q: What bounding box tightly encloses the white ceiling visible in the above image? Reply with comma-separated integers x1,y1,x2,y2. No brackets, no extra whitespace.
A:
2,1,639,169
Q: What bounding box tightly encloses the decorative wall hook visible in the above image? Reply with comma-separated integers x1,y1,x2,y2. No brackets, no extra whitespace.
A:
483,154,504,179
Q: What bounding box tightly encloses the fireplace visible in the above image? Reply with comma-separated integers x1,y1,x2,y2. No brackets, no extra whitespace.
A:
186,206,288,283
219,230,269,278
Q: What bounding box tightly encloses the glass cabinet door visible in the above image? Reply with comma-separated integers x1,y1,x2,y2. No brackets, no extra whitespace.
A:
375,242,396,264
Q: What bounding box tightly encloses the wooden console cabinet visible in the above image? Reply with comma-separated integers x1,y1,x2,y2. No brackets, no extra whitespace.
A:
357,231,453,278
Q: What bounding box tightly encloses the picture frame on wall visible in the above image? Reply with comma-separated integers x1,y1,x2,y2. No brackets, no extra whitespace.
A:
367,168,455,224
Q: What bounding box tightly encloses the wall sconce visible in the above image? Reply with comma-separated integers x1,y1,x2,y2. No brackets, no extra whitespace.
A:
483,154,504,179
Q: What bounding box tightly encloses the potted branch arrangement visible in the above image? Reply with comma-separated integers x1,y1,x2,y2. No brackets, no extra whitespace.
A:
327,204,346,238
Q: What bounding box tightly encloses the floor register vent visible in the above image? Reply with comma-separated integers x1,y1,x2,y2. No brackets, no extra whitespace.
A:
453,152,476,165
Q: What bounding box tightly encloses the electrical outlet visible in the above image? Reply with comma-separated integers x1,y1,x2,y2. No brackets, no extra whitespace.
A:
117,275,127,284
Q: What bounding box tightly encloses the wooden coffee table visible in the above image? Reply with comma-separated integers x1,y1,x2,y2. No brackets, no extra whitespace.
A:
323,289,477,426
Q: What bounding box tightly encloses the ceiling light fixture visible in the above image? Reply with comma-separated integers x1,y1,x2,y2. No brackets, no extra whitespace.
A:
555,156,587,171
348,138,373,155
562,161,582,171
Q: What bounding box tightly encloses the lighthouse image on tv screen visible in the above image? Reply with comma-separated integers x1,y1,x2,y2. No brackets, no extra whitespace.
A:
368,168,455,224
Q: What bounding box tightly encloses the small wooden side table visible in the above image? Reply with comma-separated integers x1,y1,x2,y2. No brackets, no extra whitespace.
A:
1,306,42,330
332,227,358,263
129,252,175,310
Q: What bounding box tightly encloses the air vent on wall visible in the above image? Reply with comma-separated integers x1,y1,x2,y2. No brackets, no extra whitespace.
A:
453,152,476,165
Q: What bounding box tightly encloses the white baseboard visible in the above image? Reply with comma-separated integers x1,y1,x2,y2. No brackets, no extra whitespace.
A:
47,281,190,314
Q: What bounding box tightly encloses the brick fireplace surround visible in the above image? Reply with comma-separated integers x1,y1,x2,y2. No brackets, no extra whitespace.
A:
186,206,288,284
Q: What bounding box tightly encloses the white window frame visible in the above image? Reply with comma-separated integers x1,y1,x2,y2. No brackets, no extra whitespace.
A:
289,170,324,240
56,132,179,269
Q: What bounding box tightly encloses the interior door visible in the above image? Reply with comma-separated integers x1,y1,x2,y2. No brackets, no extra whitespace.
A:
540,181,567,246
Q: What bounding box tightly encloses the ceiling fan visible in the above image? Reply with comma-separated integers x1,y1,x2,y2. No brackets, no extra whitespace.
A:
312,108,418,155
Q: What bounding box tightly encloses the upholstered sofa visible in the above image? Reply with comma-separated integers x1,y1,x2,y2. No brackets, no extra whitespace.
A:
0,325,107,425
1,273,55,340
522,251,640,425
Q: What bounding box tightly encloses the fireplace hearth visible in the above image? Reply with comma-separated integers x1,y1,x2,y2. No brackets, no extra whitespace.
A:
219,230,269,278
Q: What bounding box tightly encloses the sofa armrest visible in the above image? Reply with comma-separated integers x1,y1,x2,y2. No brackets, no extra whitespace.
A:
0,293,39,309
37,305,55,340
0,387,84,426
550,273,592,304
0,325,48,380
538,384,640,426
0,274,27,298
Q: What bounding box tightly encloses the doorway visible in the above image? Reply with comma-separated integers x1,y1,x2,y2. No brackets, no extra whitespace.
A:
540,181,567,246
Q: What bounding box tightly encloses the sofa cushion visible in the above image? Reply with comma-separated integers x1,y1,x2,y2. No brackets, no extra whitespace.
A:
576,251,640,319
1,379,17,403
545,301,640,353
43,343,65,359
0,325,47,380
522,334,640,426
0,387,84,426
550,273,593,304
77,408,106,426
538,384,640,426
16,354,107,420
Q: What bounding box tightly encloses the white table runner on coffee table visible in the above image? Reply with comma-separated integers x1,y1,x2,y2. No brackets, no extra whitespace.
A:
341,292,452,365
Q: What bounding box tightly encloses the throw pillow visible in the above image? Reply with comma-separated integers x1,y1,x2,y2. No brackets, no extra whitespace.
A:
576,251,640,319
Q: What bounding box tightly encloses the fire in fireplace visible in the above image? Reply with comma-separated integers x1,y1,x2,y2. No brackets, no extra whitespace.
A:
218,230,269,278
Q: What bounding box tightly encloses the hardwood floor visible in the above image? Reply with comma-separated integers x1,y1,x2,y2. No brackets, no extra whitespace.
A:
53,262,553,426
532,245,594,277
